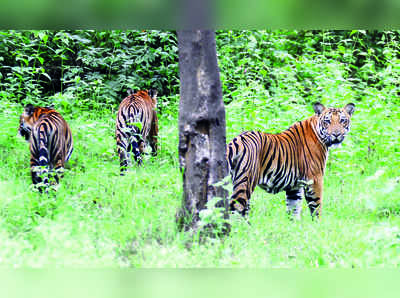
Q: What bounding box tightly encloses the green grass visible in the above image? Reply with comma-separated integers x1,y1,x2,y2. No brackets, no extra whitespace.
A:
1,30,399,268
0,88,399,268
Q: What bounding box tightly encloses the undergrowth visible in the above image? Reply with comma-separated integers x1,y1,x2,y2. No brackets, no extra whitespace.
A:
0,30,399,267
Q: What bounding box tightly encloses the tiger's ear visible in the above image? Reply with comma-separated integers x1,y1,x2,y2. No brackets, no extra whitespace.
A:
313,102,326,116
24,104,35,116
148,89,158,99
344,103,355,116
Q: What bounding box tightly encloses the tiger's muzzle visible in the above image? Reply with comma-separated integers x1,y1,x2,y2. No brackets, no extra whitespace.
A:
327,133,344,147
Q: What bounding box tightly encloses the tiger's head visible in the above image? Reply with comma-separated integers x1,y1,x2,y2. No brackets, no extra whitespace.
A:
18,104,36,142
313,102,355,148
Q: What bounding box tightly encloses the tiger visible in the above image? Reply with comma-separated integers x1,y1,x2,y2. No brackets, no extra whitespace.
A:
226,102,355,219
116,89,158,174
18,104,73,192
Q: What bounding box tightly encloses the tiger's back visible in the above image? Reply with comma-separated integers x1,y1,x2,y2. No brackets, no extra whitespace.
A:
19,104,73,190
116,89,158,173
228,130,308,196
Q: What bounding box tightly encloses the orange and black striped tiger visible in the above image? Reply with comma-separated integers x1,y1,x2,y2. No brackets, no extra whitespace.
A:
116,89,158,174
227,102,355,218
18,104,73,191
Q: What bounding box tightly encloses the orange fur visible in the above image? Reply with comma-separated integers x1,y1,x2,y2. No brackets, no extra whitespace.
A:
227,102,355,218
19,104,73,191
116,89,158,174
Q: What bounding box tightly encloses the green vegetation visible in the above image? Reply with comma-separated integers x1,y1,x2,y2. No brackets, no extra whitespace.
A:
0,30,399,267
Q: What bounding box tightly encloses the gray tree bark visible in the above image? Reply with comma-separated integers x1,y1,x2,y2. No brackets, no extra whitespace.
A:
176,30,228,232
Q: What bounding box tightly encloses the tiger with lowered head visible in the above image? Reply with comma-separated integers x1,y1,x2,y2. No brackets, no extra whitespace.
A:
227,102,355,219
116,89,158,174
18,104,73,192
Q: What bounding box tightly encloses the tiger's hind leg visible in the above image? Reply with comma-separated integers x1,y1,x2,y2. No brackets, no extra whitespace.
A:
230,181,252,216
228,142,260,217
285,188,303,220
30,141,49,193
119,151,130,174
31,165,47,193
53,157,65,186
131,139,144,166
31,161,49,193
117,130,132,175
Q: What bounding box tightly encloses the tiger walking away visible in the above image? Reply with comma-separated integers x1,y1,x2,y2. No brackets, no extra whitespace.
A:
18,104,73,192
227,102,355,219
116,89,159,174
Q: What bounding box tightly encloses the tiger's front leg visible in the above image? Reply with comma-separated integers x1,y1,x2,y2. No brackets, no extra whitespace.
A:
304,177,323,218
285,188,303,220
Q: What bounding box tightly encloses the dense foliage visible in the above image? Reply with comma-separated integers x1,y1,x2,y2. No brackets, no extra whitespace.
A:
0,30,179,110
0,30,399,267
1,30,399,109
217,30,400,103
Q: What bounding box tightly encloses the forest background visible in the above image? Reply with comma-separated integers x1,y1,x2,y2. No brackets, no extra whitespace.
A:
0,30,399,267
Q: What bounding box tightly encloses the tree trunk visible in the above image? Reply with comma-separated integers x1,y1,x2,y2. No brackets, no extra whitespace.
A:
176,30,228,232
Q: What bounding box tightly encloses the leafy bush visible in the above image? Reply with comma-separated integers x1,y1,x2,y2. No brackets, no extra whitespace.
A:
0,30,179,111
2,30,398,113
216,30,400,105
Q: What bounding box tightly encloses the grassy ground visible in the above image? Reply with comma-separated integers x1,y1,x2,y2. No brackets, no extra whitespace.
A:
0,91,399,267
